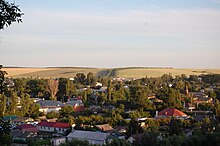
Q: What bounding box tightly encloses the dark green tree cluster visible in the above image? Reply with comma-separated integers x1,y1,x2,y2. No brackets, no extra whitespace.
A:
0,0,23,29
0,117,12,145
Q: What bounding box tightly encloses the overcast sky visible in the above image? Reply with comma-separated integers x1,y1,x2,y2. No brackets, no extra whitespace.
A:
1,0,220,68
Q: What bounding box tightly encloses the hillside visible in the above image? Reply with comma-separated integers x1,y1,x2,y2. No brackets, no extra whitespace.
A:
3,67,220,78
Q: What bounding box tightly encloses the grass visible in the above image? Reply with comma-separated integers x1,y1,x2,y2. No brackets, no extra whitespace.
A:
3,67,220,78
4,67,105,78
116,68,220,78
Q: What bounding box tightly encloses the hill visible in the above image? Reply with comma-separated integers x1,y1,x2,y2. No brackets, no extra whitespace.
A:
2,67,220,78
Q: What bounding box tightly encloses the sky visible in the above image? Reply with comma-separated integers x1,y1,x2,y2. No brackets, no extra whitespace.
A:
0,0,220,68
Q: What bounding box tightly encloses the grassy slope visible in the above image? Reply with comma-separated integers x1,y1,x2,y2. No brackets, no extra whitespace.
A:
3,67,220,78
116,68,220,78
4,67,105,78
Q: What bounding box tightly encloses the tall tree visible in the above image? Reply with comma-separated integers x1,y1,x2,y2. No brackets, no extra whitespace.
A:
13,78,27,96
66,80,77,97
0,65,7,94
8,90,18,115
107,80,113,101
74,73,86,84
20,93,32,117
127,118,143,137
29,103,40,119
0,0,23,30
0,117,12,145
86,72,96,86
46,79,59,100
0,93,6,116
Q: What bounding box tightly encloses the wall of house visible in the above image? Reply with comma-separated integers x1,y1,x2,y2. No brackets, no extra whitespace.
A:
38,126,55,132
39,107,61,113
38,126,68,133
67,137,104,145
51,138,66,146
55,127,67,134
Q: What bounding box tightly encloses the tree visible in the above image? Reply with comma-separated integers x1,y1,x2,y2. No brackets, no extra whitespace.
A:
106,139,131,146
0,66,7,94
86,72,96,86
8,90,18,115
13,78,27,96
0,0,23,29
60,105,74,117
66,79,77,97
20,93,32,117
107,80,113,101
60,139,90,146
74,73,86,84
46,111,60,119
0,117,12,145
0,93,6,116
127,119,143,137
168,118,183,136
46,79,59,100
29,103,40,119
140,131,161,146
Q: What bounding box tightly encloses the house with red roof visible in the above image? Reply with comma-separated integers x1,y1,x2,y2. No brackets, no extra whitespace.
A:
157,108,189,119
37,121,70,134
65,99,85,113
95,124,114,132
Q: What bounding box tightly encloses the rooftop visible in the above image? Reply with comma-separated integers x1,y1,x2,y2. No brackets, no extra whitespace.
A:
37,100,65,107
38,121,70,128
158,108,188,117
67,130,110,141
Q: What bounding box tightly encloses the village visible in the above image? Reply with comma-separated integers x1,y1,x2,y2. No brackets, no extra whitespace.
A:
1,70,220,146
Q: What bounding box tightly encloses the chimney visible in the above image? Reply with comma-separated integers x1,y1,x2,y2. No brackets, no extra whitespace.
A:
155,111,158,117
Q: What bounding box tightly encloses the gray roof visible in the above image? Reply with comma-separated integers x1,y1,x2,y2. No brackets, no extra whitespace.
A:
65,100,84,106
11,130,35,138
37,100,65,107
67,130,110,141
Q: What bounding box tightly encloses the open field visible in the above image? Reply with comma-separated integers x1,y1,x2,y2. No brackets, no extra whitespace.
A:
2,67,220,78
3,67,105,78
116,68,220,78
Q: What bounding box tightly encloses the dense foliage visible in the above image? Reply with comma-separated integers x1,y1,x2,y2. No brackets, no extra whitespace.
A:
0,0,23,29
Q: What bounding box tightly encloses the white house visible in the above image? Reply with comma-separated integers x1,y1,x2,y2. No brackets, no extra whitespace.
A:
67,130,110,145
37,100,65,114
51,137,66,146
37,121,70,134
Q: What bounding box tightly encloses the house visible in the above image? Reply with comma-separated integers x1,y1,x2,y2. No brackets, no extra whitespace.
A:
95,124,114,132
67,130,110,145
37,100,65,113
65,99,85,112
190,92,208,98
95,82,103,87
3,115,18,122
39,116,57,122
33,98,42,103
115,126,127,134
16,124,39,133
37,121,70,134
127,133,144,144
10,130,37,142
157,108,189,119
92,87,107,93
12,117,34,125
51,137,66,146
148,95,163,103
184,102,195,111
193,97,213,105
